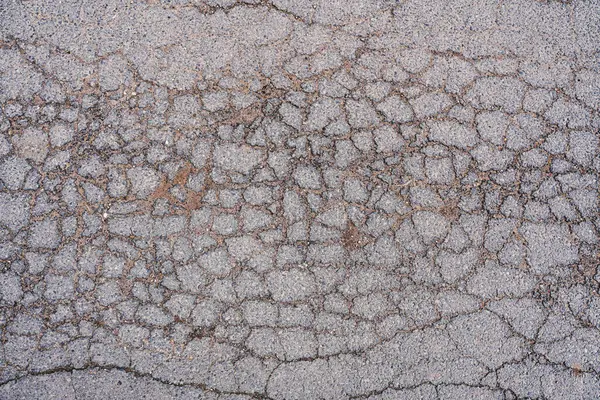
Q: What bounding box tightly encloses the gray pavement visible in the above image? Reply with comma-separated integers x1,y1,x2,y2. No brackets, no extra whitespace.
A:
0,0,599,398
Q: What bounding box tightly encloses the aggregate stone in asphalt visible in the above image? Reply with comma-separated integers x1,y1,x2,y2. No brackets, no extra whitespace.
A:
0,0,599,399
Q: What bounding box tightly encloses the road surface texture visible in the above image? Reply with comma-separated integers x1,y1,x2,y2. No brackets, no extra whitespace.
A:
0,0,599,399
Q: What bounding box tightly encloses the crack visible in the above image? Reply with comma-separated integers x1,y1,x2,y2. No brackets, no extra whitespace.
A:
70,372,78,400
0,365,275,399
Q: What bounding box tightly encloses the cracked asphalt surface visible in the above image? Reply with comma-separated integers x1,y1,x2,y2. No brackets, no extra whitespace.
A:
0,0,599,398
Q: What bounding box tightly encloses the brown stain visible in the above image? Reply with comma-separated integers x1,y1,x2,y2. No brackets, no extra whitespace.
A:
579,254,599,278
572,254,600,285
118,277,133,296
222,103,263,126
33,95,45,106
183,191,203,211
147,162,204,212
438,199,459,221
173,162,193,186
342,222,364,251
148,179,175,203
257,84,285,100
